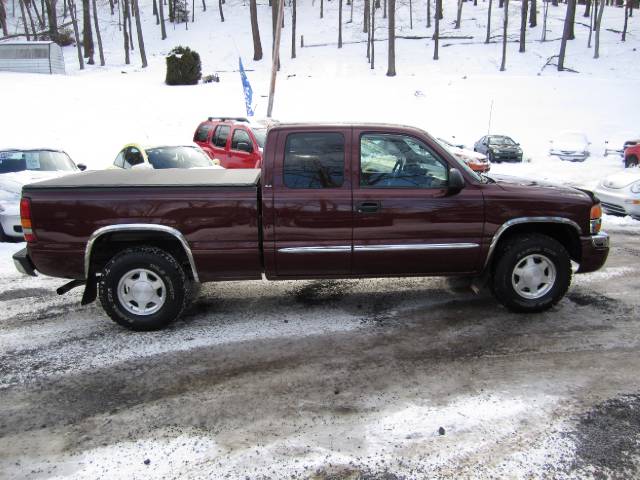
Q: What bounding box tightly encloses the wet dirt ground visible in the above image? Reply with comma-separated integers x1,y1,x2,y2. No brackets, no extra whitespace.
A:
0,231,639,479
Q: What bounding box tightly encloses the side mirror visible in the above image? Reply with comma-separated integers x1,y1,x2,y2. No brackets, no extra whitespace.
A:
77,163,87,171
237,141,253,153
448,168,465,194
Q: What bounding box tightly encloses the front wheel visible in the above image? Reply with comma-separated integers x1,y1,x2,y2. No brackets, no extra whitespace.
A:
491,234,572,313
99,247,189,331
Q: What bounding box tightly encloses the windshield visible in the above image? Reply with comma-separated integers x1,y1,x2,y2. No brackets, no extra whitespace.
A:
0,150,77,174
252,128,267,148
488,136,516,145
146,146,212,169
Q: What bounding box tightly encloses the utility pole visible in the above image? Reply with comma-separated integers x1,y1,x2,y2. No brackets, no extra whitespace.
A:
267,0,285,117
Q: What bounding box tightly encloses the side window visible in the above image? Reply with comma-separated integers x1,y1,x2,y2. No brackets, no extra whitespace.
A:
194,124,213,142
360,134,448,189
231,129,253,152
114,150,125,168
123,147,144,169
212,125,230,148
284,132,345,189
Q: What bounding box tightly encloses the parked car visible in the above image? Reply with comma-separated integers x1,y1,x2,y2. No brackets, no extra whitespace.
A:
595,170,640,219
549,132,591,162
0,148,84,242
473,135,523,163
437,137,490,173
623,142,640,168
193,117,268,169
111,144,219,170
14,123,608,331
603,131,639,157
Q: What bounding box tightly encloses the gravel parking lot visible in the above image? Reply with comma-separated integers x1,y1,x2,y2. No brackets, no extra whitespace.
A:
1,231,639,479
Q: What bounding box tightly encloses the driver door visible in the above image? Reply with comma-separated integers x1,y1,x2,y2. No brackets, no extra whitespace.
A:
352,129,484,275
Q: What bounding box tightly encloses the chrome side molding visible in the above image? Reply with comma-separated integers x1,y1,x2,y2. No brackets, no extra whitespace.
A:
84,224,200,282
278,243,479,254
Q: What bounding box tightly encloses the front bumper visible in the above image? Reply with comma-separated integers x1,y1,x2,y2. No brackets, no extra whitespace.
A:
577,232,610,274
0,212,23,239
550,152,589,162
13,248,37,276
594,188,640,219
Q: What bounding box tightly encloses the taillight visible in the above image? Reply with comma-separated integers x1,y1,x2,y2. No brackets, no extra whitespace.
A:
20,197,37,242
590,203,602,235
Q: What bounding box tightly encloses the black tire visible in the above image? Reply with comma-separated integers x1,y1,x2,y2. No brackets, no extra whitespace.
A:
625,155,638,168
491,234,571,313
98,247,189,331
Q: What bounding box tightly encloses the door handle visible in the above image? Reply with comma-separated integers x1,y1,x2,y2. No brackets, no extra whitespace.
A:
357,201,381,213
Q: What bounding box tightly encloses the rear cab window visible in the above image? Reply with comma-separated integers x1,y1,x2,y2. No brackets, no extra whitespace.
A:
284,132,345,189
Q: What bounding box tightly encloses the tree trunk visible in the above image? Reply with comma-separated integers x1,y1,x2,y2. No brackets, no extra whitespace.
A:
558,0,575,70
45,0,59,42
250,0,262,60
153,0,158,23
500,0,508,71
18,0,30,39
291,0,296,57
132,0,147,66
519,0,528,51
30,0,44,28
455,0,463,28
383,0,387,18
530,0,536,26
568,0,576,39
122,0,130,64
25,1,37,38
371,0,375,68
594,0,604,56
126,0,134,49
622,4,629,40
91,0,104,64
426,0,431,27
69,0,83,68
320,0,323,17
499,0,503,7
409,0,412,28
363,0,369,31
0,0,8,36
387,0,395,75
587,0,594,46
541,0,549,40
82,0,94,64
267,0,284,117
109,0,114,15
271,0,280,69
338,0,343,47
434,0,441,59
584,0,591,16
485,0,492,42
158,0,166,38
202,0,206,11
218,0,223,21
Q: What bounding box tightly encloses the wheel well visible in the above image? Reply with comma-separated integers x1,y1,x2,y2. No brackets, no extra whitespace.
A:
492,223,582,264
88,231,196,280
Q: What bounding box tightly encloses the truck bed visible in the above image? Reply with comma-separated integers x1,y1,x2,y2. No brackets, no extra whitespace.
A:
23,169,263,282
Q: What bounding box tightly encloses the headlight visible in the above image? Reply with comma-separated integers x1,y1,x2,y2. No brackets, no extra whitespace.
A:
631,181,640,194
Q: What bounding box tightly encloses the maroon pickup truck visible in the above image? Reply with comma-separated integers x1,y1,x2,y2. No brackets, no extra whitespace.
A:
13,123,609,331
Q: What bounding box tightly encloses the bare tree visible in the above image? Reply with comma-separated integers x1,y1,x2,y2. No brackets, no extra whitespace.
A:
434,0,441,59
218,0,223,21
530,0,537,26
387,0,395,75
320,0,323,18
622,0,629,40
558,0,576,70
122,0,130,64
338,0,343,46
409,0,412,28
18,0,30,39
291,0,296,57
82,0,95,64
500,0,508,71
594,0,604,57
250,0,262,60
371,0,375,67
0,0,8,36
568,0,576,39
45,0,59,42
25,0,37,38
519,0,528,51
202,0,206,11
455,0,463,28
29,0,44,29
158,0,166,38
91,0,104,65
132,0,147,66
584,0,591,16
587,0,595,46
69,0,83,69
426,0,431,27
485,0,493,42
363,0,369,31
541,0,549,40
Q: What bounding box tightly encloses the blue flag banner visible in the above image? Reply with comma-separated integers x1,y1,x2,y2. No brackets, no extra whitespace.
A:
239,57,254,117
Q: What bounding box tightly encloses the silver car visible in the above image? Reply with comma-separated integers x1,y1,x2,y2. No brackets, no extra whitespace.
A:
594,170,640,219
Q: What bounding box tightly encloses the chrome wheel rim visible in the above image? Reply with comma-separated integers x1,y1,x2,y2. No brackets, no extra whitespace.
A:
117,268,166,316
511,254,557,300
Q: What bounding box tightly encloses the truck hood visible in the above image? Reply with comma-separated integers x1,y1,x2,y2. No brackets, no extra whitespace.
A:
488,174,591,201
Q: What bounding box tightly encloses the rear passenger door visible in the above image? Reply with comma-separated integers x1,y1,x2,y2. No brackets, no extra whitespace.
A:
210,125,230,166
270,128,353,277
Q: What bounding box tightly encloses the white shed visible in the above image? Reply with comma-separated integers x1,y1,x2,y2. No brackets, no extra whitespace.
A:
0,41,66,75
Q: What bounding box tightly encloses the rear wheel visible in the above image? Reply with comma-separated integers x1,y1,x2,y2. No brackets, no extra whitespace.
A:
99,247,189,331
625,155,638,168
491,234,571,313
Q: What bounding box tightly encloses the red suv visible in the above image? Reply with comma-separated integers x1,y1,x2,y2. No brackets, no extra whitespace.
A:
193,117,267,169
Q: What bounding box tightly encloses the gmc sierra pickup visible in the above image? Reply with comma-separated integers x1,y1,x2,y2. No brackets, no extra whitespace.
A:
13,123,609,330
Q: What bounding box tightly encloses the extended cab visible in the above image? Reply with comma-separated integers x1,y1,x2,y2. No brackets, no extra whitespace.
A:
14,124,609,331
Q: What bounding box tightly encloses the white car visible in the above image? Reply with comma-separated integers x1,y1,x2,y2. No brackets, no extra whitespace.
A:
0,149,84,241
437,138,490,173
594,170,640,219
549,131,591,162
111,143,222,170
